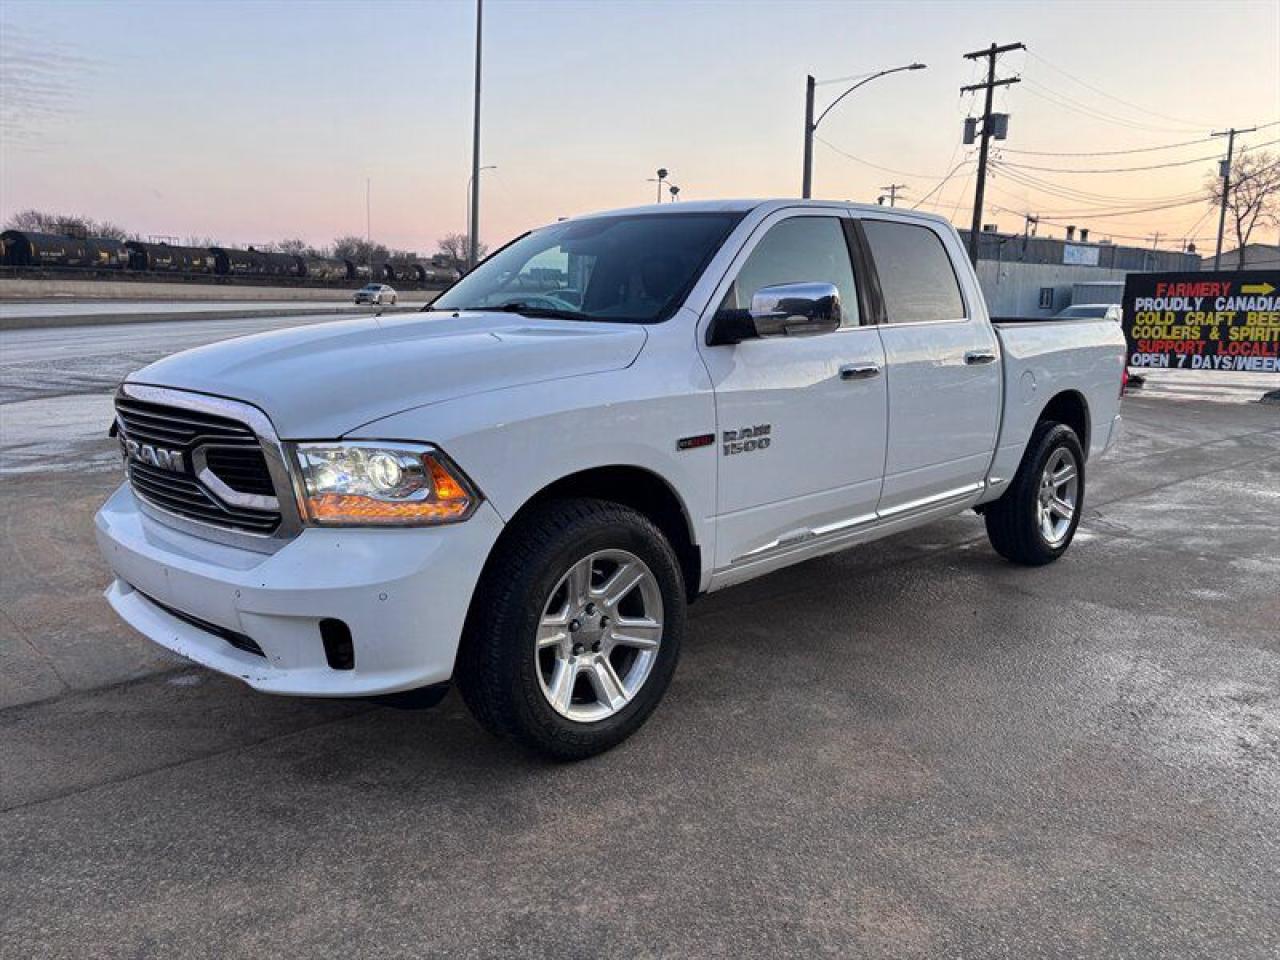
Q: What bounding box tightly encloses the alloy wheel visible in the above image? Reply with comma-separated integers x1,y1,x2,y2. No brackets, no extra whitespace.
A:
535,549,664,723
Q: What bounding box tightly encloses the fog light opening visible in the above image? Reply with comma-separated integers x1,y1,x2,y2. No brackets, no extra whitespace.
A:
320,618,355,671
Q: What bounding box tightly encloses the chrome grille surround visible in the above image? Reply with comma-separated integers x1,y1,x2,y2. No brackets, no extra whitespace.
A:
116,383,304,553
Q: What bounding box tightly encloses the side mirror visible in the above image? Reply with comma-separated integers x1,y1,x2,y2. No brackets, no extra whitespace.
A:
710,282,842,344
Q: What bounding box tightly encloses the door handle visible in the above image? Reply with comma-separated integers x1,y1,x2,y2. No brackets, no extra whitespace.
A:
964,351,997,365
839,362,881,381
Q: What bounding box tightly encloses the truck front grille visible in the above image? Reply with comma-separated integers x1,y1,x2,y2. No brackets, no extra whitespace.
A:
116,393,283,535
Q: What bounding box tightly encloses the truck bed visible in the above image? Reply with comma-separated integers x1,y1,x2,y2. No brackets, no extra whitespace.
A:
982,316,1127,497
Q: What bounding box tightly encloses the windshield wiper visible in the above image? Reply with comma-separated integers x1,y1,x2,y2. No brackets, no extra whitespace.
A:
462,302,592,322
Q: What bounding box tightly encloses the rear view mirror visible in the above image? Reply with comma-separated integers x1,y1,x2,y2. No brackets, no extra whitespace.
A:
709,282,842,344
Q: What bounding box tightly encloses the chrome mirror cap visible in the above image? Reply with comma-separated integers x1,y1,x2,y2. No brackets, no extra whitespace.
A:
749,282,841,337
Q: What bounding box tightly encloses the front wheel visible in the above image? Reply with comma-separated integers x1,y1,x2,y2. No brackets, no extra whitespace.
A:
456,499,685,760
984,422,1085,566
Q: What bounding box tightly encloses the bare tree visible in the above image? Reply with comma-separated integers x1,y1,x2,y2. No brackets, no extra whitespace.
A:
4,208,129,240
332,235,390,264
437,232,486,266
1206,151,1280,269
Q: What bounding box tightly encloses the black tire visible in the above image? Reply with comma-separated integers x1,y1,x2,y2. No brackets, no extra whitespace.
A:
984,421,1086,566
456,498,686,760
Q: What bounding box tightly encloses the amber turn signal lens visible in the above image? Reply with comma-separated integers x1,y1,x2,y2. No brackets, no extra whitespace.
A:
305,492,472,523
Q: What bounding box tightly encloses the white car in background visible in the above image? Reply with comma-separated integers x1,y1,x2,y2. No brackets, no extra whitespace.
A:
1055,303,1122,323
354,283,397,305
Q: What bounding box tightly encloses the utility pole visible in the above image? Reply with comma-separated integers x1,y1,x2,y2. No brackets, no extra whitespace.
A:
366,178,372,280
467,0,483,271
961,41,1024,265
880,183,906,206
1211,125,1256,270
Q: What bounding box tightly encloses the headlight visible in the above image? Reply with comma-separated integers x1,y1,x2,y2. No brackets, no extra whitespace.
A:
292,442,479,525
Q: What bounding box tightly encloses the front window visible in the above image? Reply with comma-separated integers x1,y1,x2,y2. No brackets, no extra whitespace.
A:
433,212,744,323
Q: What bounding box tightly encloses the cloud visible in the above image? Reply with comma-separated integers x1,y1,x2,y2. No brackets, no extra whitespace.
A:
0,28,100,149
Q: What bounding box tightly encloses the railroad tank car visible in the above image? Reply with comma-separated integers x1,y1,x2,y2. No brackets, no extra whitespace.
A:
211,247,304,277
125,241,215,273
385,262,423,284
0,230,128,268
302,256,350,282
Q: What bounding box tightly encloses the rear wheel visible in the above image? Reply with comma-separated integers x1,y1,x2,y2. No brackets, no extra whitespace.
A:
984,421,1085,566
457,499,685,760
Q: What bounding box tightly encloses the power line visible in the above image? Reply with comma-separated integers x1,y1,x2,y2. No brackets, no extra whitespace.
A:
814,136,961,179
1020,82,1203,134
986,205,1215,245
998,120,1278,157
998,137,1280,174
1025,51,1214,129
989,161,1203,205
912,156,973,209
997,134,1215,157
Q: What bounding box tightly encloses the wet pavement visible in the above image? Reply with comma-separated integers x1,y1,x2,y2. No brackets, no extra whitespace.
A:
0,315,1277,958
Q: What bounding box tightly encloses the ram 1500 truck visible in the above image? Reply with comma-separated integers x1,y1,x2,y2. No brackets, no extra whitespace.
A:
96,200,1125,758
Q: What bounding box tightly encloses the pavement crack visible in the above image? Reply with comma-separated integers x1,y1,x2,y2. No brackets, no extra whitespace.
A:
0,704,378,815
0,605,72,694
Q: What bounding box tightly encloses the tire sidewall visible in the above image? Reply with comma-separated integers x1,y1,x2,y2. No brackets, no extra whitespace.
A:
1022,423,1086,560
501,507,685,749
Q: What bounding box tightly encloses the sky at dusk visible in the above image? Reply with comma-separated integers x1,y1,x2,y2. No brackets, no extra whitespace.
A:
3,0,1278,256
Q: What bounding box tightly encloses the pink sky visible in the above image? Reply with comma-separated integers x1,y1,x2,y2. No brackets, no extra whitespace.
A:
3,0,1278,256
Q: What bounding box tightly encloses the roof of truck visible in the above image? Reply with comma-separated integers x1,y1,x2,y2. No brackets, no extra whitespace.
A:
572,198,953,227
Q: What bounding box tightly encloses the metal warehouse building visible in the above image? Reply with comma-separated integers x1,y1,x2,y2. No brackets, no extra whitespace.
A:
958,227,1200,317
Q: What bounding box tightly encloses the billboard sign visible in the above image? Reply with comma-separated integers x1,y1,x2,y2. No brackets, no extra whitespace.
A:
1123,271,1279,373
1063,243,1100,266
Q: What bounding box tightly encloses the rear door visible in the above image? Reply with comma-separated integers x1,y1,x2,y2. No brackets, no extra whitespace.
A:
858,216,1000,516
698,208,888,573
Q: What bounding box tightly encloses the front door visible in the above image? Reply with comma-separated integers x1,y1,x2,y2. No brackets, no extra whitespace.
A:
858,216,1000,515
697,209,888,574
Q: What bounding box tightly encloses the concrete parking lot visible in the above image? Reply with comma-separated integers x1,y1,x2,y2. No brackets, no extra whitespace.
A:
1,313,1277,958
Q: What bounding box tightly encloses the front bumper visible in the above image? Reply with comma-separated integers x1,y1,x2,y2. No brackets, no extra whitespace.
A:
95,483,504,697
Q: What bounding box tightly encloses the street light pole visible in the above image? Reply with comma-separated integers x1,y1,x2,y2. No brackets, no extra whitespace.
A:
466,165,496,262
802,62,926,199
467,0,483,270
802,75,815,199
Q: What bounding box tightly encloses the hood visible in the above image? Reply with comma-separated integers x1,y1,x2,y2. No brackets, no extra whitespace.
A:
129,310,647,438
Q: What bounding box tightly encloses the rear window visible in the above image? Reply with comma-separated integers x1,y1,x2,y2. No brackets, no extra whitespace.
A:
861,220,966,324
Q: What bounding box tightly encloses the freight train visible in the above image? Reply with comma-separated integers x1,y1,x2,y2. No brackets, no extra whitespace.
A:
0,230,461,286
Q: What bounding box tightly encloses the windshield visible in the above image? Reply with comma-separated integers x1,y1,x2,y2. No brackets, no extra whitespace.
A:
433,212,744,323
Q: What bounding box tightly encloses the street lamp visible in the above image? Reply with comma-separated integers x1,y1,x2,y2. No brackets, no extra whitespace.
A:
647,168,669,203
467,0,484,269
802,62,926,198
465,164,496,266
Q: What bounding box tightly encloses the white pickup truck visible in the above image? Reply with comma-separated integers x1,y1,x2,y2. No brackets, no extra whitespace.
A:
96,200,1125,758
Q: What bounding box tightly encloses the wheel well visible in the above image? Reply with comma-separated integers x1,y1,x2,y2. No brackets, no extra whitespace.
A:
506,467,702,601
1038,390,1090,454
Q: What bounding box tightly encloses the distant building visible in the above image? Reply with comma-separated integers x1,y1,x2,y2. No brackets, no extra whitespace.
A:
1202,243,1280,271
958,228,1200,317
